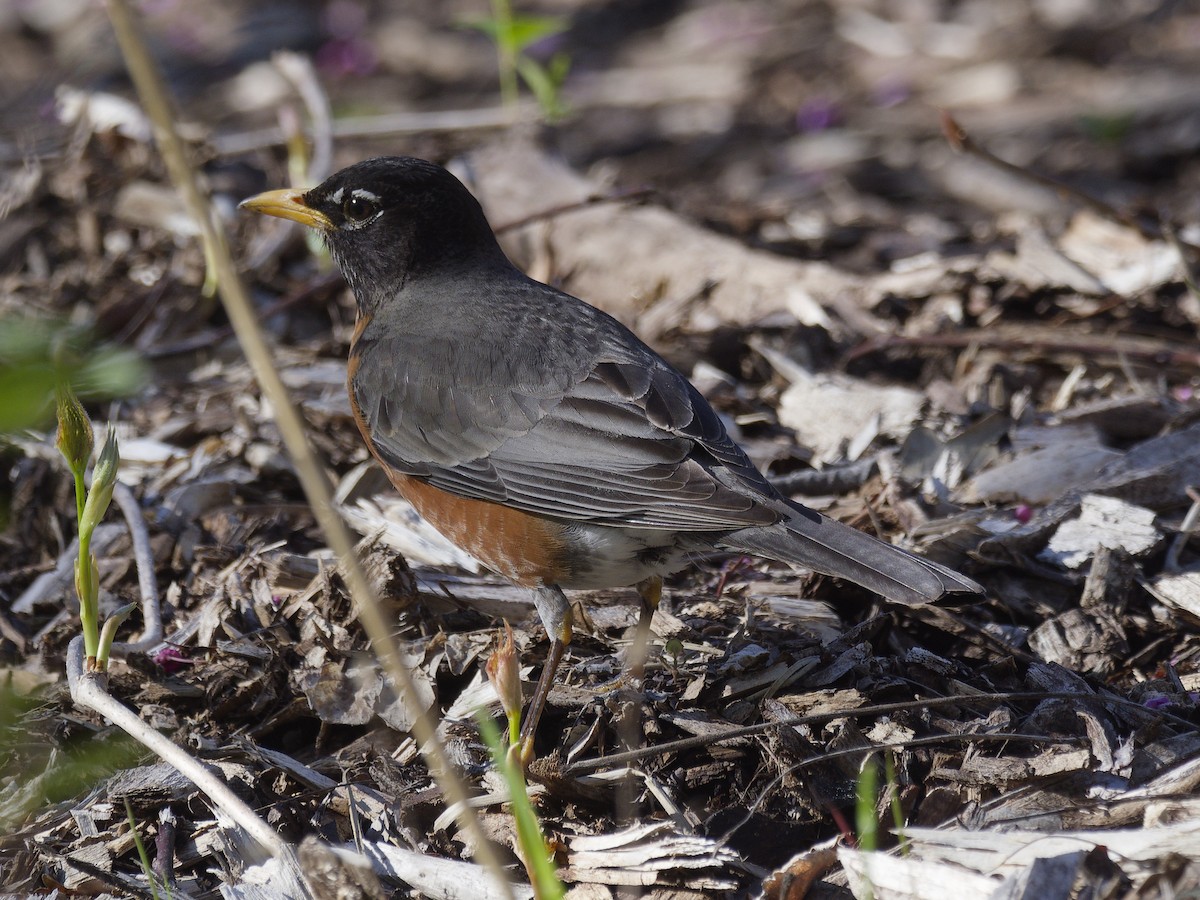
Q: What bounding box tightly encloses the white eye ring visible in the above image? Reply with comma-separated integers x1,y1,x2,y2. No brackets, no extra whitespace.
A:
342,189,382,228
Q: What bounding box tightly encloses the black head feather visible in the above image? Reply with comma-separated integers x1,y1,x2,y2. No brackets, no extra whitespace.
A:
301,157,509,309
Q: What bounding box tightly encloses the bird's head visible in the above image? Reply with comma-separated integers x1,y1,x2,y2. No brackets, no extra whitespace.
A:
240,156,506,310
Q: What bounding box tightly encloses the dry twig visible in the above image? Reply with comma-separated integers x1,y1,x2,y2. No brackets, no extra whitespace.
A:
101,0,513,892
941,111,1192,249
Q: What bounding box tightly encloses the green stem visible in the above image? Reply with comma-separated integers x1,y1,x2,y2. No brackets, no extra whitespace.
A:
77,551,98,662
856,756,878,853
76,456,99,662
508,709,521,749
98,603,137,671
125,798,163,900
72,463,87,523
476,713,564,899
489,0,519,111
885,752,908,855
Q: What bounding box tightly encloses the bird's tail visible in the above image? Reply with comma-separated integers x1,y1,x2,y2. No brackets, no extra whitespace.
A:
718,505,980,606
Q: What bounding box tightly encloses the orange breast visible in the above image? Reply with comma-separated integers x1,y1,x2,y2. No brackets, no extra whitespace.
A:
347,327,572,587
386,473,572,586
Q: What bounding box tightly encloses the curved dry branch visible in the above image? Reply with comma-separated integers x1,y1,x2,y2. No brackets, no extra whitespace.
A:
109,482,163,655
66,637,294,863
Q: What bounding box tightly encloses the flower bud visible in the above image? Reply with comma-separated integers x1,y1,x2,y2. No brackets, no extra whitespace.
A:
80,428,119,541
55,385,94,476
485,622,523,734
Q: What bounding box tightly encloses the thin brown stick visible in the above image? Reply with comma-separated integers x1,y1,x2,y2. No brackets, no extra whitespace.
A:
720,731,1089,843
102,1,512,893
145,272,345,359
564,690,1193,775
109,483,162,655
493,187,656,234
941,111,1192,249
845,325,1200,370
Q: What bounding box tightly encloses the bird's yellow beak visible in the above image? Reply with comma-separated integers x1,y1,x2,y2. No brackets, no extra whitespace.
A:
239,188,333,230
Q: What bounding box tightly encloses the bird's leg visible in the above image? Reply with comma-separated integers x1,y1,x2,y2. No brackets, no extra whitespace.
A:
610,574,663,822
520,584,573,760
628,575,662,682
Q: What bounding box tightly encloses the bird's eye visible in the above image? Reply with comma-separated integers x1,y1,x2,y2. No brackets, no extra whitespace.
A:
342,193,380,224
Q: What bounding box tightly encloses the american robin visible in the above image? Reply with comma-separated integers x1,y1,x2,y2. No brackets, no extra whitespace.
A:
240,157,981,746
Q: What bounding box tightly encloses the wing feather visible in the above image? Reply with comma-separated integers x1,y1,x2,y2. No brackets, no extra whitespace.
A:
352,284,780,531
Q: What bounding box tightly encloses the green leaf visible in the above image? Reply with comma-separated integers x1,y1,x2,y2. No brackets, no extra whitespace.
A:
74,349,149,398
506,14,566,51
885,752,908,855
1079,113,1134,144
516,55,570,121
0,363,58,432
460,13,564,51
0,317,146,433
99,602,137,670
80,428,119,541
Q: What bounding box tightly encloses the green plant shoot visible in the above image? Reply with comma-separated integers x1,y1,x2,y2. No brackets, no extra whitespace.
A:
125,798,165,900
475,714,564,900
885,751,908,855
56,387,122,671
462,0,571,121
855,756,879,853
480,626,563,898
55,385,92,521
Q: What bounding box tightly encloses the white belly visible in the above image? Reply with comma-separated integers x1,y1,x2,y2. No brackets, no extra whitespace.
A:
557,523,689,589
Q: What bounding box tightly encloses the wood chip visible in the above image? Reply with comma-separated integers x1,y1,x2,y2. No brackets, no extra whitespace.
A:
564,821,740,889
1040,495,1161,569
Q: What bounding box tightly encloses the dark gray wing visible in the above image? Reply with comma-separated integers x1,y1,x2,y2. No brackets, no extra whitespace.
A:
352,296,780,532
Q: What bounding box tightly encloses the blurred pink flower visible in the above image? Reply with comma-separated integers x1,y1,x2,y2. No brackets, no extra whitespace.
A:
796,97,840,132
316,37,377,78
152,645,190,674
